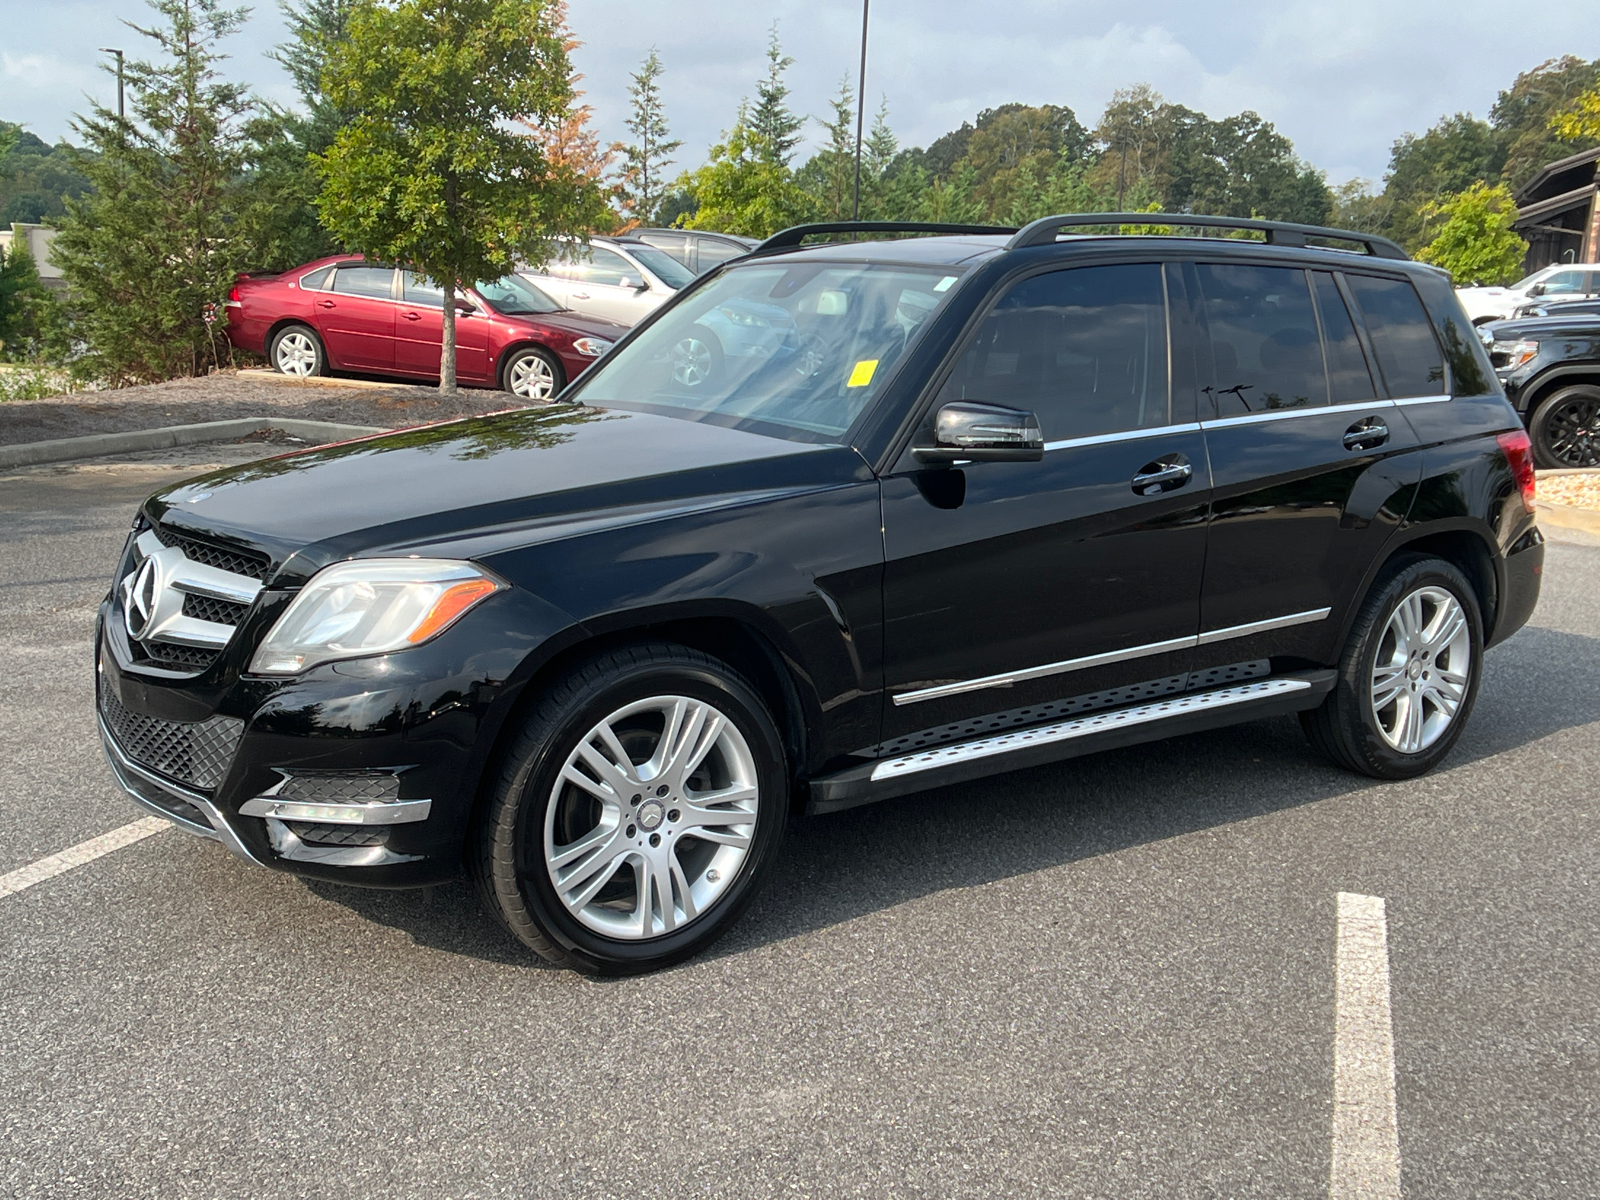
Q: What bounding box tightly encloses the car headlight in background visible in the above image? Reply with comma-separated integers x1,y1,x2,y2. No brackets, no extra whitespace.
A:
1491,339,1540,370
572,337,612,357
716,306,769,328
250,560,504,675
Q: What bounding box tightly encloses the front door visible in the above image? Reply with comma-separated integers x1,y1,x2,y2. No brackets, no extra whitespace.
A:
395,272,490,381
878,262,1211,747
1183,261,1429,671
564,246,654,324
316,264,396,370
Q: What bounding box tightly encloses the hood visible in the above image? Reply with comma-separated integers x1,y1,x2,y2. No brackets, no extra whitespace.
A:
147,406,861,586
503,308,629,341
1480,314,1600,340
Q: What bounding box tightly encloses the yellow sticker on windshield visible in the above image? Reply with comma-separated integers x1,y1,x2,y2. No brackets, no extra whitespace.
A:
847,359,880,388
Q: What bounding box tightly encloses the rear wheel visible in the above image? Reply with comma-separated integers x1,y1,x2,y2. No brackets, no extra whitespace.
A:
670,332,722,388
1529,384,1600,469
269,324,325,377
472,643,788,974
1301,556,1482,779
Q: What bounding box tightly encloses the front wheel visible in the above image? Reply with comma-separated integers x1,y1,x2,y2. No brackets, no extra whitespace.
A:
473,643,788,974
501,347,564,401
1301,556,1483,779
1529,384,1600,469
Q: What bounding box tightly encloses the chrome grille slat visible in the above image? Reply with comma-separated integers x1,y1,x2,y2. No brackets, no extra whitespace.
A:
120,525,267,675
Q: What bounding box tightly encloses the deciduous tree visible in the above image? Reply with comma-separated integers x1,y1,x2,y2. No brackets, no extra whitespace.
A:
1415,182,1528,286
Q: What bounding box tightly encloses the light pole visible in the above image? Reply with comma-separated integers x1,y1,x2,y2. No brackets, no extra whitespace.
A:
99,47,125,118
851,0,869,221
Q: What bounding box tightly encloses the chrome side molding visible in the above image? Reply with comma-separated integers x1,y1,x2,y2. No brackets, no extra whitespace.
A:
874,678,1312,782
892,608,1332,706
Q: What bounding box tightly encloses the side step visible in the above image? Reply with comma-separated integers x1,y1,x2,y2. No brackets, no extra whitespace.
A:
807,670,1336,815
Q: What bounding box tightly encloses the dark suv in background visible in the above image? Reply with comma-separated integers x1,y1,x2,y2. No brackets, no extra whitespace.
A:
98,215,1541,973
1481,309,1600,467
630,227,759,275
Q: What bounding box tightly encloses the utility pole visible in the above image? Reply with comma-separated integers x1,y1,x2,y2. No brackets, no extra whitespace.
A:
851,0,869,221
99,48,125,118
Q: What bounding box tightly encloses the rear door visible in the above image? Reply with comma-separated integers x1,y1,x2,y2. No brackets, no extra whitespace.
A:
1185,260,1427,670
878,261,1211,744
315,265,396,370
394,271,490,381
694,236,747,276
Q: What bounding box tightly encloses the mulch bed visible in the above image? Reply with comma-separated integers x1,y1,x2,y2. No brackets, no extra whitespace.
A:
0,371,528,447
1537,471,1600,512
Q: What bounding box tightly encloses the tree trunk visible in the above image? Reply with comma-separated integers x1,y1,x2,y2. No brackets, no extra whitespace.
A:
439,277,459,395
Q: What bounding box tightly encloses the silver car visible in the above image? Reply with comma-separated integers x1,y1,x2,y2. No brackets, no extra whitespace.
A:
520,237,698,327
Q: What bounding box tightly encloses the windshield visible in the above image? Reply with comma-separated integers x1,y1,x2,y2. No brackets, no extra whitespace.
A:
476,274,563,315
569,261,964,441
628,245,696,290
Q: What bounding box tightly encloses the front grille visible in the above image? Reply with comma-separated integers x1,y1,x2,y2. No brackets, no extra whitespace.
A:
182,593,251,625
286,822,390,848
131,641,221,671
99,687,243,791
151,525,270,581
277,773,402,804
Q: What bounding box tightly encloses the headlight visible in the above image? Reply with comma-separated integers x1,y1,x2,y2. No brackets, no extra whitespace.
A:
716,306,768,328
572,337,612,357
1492,339,1540,370
250,559,504,675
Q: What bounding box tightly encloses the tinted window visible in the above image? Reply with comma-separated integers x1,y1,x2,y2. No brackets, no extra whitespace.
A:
938,264,1169,439
569,247,634,287
300,265,333,291
1197,264,1325,414
628,245,695,289
401,271,445,307
696,239,745,271
636,232,691,266
1312,272,1376,404
1345,274,1447,396
475,274,563,315
332,266,395,300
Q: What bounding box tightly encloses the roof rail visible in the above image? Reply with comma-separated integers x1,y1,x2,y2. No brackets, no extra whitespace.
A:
1007,213,1410,260
755,221,1018,253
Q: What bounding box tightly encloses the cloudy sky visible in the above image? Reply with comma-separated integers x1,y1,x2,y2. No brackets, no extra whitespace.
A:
5,0,1599,186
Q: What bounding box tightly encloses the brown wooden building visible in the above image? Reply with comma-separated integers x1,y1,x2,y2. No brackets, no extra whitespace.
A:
1513,146,1600,270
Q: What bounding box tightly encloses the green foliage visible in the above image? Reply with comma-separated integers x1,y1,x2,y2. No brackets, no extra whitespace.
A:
1381,113,1503,249
1415,182,1529,286
317,0,607,391
678,114,813,238
792,80,857,221
0,127,96,225
1498,56,1600,184
613,49,682,224
0,363,77,402
50,0,255,385
0,240,66,361
1551,81,1600,144
749,24,804,167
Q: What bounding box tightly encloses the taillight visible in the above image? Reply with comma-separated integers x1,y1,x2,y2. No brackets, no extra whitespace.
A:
1497,429,1536,513
228,286,241,302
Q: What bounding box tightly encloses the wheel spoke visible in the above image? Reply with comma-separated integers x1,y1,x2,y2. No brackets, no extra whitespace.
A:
549,821,621,872
1399,691,1425,753
564,848,629,910
1424,603,1466,653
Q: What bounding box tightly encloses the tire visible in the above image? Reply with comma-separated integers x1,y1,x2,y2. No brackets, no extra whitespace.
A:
670,331,723,389
269,324,326,377
1529,384,1600,469
1300,555,1483,780
472,642,788,974
501,347,564,401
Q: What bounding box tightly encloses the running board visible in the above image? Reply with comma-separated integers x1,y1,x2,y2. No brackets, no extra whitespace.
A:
807,670,1336,815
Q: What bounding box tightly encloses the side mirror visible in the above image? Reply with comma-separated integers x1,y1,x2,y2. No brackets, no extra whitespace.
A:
453,298,477,314
1528,283,1546,297
913,402,1044,465
621,275,648,292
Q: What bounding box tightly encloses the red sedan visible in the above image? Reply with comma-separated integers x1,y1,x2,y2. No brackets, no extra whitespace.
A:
225,257,631,400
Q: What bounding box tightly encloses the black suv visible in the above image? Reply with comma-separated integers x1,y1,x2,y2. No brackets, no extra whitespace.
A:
1481,311,1600,467
98,215,1543,973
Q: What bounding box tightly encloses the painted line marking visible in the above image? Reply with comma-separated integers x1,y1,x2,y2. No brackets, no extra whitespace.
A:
1332,892,1401,1200
0,818,169,900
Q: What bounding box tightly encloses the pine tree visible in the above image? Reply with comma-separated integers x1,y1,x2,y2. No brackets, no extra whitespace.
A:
614,49,681,224
794,78,856,220
749,23,804,167
52,0,255,383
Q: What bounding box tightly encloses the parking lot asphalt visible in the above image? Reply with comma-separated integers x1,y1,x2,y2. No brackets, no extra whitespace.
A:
2,458,1596,1199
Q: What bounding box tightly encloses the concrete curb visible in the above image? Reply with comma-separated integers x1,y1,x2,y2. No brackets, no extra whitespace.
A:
1536,499,1600,537
234,368,403,391
0,418,387,471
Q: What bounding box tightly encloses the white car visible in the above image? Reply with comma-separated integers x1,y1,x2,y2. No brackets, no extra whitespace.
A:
1455,263,1600,324
519,236,698,327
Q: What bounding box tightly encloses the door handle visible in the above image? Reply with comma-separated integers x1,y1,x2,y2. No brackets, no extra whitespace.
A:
402,311,422,321
1131,456,1193,495
317,300,335,308
571,291,590,300
1343,418,1389,451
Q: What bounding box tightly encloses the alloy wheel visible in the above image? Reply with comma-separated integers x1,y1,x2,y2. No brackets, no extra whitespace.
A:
671,338,713,387
542,695,760,940
1369,585,1471,754
275,331,318,376
1542,394,1600,466
509,353,556,400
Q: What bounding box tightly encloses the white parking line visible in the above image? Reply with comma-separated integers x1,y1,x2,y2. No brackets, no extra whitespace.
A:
1331,892,1401,1200
0,818,170,900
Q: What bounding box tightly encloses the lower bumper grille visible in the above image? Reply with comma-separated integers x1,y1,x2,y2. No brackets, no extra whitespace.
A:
98,687,243,791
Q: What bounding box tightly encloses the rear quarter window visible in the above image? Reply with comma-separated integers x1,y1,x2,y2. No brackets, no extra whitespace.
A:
1344,274,1447,397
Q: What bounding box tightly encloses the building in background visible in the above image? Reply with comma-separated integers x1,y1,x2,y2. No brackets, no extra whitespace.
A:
0,223,64,292
1513,148,1600,272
